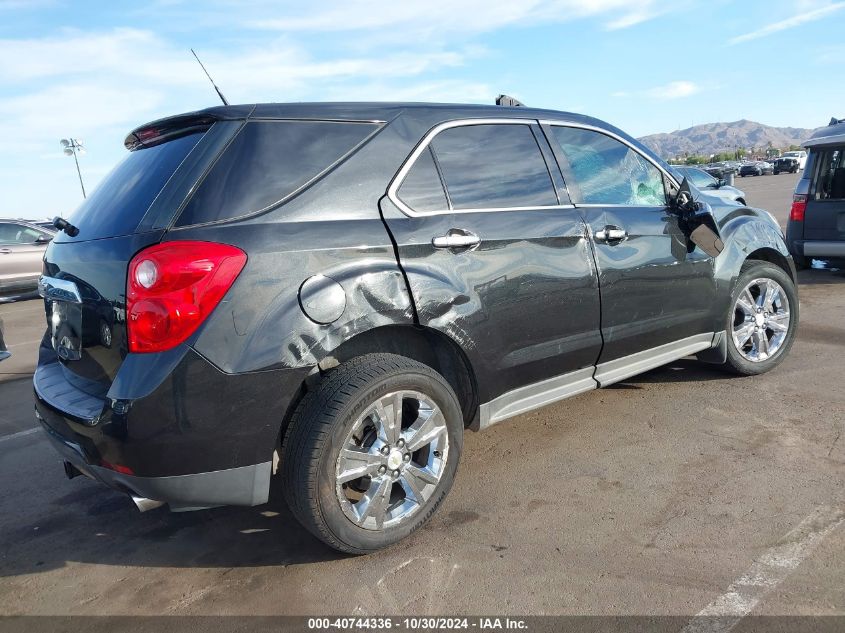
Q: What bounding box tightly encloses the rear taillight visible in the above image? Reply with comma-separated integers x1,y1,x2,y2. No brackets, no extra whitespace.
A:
789,194,807,222
127,241,246,353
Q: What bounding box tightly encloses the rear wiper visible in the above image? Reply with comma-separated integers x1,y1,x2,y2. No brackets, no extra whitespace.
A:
52,216,79,237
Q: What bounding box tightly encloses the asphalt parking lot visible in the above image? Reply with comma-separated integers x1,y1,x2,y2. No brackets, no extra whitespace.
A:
0,171,842,619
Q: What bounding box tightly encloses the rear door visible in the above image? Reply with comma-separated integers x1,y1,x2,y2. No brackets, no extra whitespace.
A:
543,123,718,383
381,119,602,408
804,146,845,246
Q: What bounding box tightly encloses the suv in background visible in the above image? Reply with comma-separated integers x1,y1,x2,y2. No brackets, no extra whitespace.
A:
35,102,799,554
774,156,800,174
781,150,808,170
0,219,54,297
787,118,845,268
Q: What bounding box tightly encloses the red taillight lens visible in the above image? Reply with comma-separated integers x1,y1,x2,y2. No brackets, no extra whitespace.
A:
127,241,247,353
789,194,807,222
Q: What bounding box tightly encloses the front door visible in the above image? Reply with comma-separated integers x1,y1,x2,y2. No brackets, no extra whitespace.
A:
543,123,718,384
381,120,602,408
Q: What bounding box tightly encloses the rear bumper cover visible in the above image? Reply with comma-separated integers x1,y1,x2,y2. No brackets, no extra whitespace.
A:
39,418,271,508
34,342,309,508
788,239,845,258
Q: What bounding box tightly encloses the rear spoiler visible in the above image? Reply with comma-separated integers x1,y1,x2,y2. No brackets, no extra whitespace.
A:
124,114,219,151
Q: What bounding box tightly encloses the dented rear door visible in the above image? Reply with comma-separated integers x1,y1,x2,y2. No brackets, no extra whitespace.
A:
381,120,602,405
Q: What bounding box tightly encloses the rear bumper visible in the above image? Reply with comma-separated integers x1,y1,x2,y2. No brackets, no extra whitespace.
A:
38,417,271,509
34,342,309,508
789,240,845,258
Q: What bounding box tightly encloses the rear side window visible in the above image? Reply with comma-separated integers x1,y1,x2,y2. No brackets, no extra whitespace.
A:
549,126,666,206
430,124,558,210
813,148,845,200
65,132,204,240
397,147,448,212
176,120,378,226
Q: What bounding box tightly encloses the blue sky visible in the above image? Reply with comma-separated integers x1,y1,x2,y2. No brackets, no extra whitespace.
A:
2,0,843,219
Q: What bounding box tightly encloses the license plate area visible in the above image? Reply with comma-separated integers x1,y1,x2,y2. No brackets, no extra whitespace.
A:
39,276,84,362
49,300,83,361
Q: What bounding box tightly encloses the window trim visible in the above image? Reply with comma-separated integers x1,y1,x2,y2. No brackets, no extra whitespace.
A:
540,119,680,207
388,118,573,217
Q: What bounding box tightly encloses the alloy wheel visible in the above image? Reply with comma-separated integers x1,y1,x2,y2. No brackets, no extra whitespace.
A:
732,277,791,362
335,390,449,530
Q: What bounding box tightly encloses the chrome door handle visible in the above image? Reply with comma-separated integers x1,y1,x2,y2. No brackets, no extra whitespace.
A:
594,226,628,243
0,248,11,254
432,230,480,249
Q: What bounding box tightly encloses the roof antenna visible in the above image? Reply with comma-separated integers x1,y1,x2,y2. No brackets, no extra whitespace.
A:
191,48,229,106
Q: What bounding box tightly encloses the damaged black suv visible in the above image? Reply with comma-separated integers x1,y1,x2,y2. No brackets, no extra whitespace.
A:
35,102,799,553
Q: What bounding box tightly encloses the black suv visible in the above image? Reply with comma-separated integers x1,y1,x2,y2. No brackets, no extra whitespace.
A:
786,117,845,268
35,102,799,553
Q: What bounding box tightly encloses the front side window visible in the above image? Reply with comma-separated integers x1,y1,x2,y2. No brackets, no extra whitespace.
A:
549,126,666,206
429,123,558,210
813,148,845,200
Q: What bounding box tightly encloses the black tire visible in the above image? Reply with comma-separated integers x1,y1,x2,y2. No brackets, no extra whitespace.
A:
773,170,780,175
281,353,463,554
722,261,799,376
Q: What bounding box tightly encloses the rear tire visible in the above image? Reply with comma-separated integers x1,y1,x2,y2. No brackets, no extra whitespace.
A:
281,353,463,554
722,261,798,376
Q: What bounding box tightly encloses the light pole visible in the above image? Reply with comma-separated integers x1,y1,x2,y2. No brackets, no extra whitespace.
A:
60,138,86,199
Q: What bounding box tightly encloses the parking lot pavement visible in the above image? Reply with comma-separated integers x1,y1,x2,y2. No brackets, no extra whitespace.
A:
730,170,800,228
0,175,842,619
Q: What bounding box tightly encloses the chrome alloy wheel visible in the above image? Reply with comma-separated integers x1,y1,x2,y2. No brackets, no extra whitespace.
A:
335,390,449,530
732,277,791,362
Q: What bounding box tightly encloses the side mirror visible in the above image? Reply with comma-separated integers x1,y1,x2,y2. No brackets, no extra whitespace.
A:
716,179,726,188
36,234,52,244
672,178,724,258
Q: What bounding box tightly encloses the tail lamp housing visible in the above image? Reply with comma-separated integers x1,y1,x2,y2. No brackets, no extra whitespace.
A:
789,194,807,222
127,241,247,353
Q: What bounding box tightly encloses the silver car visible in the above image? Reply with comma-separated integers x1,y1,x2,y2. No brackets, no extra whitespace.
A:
0,219,54,297
673,166,747,206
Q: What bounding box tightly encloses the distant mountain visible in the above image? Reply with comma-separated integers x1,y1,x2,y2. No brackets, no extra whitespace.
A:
637,120,820,159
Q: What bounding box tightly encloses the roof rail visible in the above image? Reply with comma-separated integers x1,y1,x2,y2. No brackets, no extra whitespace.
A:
495,94,525,107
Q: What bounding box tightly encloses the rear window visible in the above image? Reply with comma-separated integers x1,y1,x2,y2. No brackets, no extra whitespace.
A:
64,132,204,241
175,120,379,226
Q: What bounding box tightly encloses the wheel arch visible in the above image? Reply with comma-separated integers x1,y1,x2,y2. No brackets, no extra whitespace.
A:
744,246,797,284
278,325,480,448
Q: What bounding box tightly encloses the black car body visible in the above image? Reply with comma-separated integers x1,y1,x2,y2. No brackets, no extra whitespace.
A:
739,162,772,177
35,102,799,552
786,117,845,267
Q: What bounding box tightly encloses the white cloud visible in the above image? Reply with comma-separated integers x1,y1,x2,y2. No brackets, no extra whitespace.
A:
245,0,668,35
729,1,845,44
612,81,702,100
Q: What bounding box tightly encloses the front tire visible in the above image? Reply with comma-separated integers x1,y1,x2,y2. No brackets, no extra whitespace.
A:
722,261,798,376
281,353,463,554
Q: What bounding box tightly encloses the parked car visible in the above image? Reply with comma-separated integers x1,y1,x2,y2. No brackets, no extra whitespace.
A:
0,316,8,362
781,150,808,170
672,166,747,205
0,219,54,297
35,102,799,554
774,157,800,174
786,117,845,269
739,161,773,177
